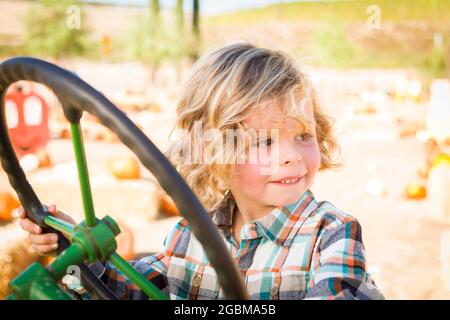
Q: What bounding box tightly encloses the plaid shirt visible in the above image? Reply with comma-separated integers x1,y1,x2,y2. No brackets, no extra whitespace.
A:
94,189,384,300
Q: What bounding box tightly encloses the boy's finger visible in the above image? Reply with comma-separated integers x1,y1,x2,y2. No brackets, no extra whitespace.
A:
28,233,58,245
32,243,58,254
48,204,57,215
18,207,26,219
19,218,41,234
47,204,66,220
48,206,76,225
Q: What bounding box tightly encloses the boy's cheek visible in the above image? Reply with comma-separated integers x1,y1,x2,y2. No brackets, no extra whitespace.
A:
239,149,275,175
304,143,321,173
232,163,269,187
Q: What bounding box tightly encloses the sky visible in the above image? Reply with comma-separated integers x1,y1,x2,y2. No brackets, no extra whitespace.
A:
84,0,303,16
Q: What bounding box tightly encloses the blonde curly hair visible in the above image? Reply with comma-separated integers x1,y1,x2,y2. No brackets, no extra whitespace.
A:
165,42,340,211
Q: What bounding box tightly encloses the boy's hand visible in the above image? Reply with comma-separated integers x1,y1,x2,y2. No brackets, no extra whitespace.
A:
18,205,76,255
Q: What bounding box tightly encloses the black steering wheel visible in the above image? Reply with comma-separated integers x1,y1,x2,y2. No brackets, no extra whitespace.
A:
0,57,248,300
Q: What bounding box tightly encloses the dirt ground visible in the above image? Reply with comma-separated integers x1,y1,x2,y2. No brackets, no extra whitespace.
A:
1,68,449,300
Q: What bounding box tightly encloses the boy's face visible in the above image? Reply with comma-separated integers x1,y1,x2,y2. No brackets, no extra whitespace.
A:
229,99,321,212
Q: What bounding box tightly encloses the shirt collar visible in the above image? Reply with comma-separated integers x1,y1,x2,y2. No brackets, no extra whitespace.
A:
211,189,319,247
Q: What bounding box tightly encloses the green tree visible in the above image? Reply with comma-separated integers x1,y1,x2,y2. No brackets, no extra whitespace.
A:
150,0,160,27
23,0,88,59
173,0,186,81
126,0,190,82
126,0,166,79
190,0,201,61
175,0,184,33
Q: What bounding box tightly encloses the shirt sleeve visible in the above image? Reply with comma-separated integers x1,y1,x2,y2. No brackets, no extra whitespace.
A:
304,218,385,300
91,218,186,300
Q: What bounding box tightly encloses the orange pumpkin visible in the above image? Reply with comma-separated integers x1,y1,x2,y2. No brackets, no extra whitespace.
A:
159,193,180,217
36,148,52,168
115,221,135,261
60,128,71,139
106,156,141,180
0,192,20,221
432,154,450,169
404,183,427,200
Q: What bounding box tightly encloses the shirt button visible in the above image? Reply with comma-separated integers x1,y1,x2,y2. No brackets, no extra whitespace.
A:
192,274,202,287
271,283,279,296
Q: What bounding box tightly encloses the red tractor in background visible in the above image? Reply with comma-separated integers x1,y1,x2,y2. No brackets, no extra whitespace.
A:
5,82,50,158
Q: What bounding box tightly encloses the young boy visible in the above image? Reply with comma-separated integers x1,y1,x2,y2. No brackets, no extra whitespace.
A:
19,43,384,300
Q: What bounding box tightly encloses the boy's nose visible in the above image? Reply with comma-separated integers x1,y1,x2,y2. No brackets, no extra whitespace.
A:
279,141,302,166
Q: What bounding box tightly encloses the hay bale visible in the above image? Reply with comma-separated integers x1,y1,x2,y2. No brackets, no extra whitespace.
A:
0,222,39,298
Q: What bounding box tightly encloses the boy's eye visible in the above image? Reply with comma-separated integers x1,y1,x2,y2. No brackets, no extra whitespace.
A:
255,138,272,148
295,133,313,141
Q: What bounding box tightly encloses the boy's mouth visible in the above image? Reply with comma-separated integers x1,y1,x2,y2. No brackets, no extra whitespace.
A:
269,174,304,185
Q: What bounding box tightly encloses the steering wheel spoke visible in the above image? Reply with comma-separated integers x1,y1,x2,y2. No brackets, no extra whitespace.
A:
70,123,97,227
